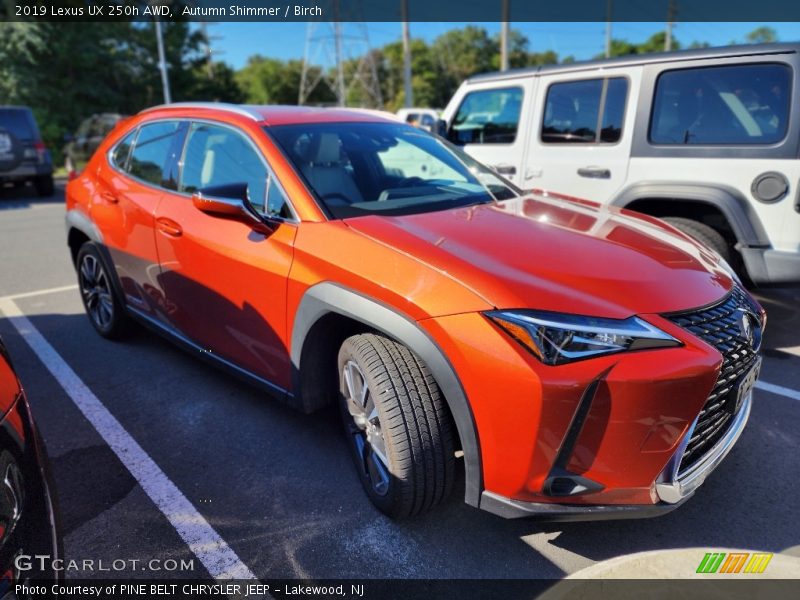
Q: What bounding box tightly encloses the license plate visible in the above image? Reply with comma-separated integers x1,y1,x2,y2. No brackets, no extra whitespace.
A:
730,357,761,415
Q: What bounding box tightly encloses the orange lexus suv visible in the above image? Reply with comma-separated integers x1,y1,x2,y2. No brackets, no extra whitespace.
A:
65,104,764,520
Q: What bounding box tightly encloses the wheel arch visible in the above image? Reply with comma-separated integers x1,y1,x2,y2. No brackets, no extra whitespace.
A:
290,282,483,508
611,182,770,248
66,209,104,266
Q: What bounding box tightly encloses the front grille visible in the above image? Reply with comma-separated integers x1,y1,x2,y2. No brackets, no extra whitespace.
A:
665,286,762,473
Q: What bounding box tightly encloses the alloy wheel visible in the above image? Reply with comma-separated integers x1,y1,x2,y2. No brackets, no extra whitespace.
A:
79,254,114,330
341,360,390,496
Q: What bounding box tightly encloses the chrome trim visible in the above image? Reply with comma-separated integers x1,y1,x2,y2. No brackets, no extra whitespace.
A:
140,102,263,122
656,390,753,504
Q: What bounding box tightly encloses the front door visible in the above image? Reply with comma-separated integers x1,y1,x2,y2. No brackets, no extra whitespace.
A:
154,121,297,390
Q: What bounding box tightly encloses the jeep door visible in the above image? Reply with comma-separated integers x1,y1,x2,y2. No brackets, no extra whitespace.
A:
524,67,640,202
443,78,534,187
154,121,297,390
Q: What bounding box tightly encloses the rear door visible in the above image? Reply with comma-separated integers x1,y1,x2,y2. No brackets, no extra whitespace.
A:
154,121,298,390
524,67,640,201
443,79,534,186
91,120,185,319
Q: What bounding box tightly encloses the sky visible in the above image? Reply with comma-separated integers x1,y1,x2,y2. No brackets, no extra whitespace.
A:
206,22,800,69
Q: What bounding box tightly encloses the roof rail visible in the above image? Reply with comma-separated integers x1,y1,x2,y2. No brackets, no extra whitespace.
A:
139,102,263,121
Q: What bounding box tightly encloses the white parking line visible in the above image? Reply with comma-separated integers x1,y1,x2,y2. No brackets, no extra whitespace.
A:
0,297,256,581
0,284,78,302
756,381,800,402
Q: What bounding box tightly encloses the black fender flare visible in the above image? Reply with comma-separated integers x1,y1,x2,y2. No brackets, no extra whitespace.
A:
291,282,483,508
611,182,770,248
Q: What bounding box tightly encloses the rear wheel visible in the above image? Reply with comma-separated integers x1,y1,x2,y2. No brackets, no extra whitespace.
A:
76,243,129,339
337,333,455,518
663,217,731,263
34,175,54,197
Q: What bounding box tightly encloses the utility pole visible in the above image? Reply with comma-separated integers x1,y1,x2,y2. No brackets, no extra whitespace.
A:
665,0,677,52
605,0,612,58
154,19,171,104
401,0,413,107
500,0,509,71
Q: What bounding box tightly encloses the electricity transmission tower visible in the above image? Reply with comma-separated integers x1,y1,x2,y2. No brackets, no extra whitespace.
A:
298,1,383,108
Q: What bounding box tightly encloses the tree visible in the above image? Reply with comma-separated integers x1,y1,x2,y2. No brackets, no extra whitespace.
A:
746,26,778,44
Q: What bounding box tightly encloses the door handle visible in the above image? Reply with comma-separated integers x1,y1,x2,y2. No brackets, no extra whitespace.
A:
156,217,183,237
577,167,611,179
100,191,119,204
493,164,517,176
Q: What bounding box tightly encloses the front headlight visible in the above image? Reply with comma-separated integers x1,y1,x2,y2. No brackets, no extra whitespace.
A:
486,310,681,365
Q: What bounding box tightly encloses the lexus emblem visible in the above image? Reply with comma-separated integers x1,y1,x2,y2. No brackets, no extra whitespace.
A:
737,309,760,350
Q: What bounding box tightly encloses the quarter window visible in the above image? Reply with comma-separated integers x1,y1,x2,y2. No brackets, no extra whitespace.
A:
128,121,181,186
542,77,628,144
110,130,136,170
448,87,523,145
650,63,791,145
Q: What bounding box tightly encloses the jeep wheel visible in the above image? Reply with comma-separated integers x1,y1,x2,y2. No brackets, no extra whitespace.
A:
337,333,455,518
76,243,129,339
664,217,731,263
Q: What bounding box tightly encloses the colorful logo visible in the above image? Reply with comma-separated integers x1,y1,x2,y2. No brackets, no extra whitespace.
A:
697,552,773,574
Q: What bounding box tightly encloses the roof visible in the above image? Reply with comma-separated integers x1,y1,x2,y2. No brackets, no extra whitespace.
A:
139,103,399,126
467,42,800,84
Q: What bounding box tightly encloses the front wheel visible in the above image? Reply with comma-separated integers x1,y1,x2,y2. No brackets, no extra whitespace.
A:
76,243,129,339
338,334,455,518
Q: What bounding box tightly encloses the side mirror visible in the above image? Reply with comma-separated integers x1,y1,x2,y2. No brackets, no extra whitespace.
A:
434,119,448,138
192,183,275,234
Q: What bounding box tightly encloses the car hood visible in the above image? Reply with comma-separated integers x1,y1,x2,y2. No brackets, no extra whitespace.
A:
343,193,734,319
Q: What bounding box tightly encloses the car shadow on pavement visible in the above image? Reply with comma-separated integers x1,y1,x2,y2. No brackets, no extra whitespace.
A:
0,178,64,209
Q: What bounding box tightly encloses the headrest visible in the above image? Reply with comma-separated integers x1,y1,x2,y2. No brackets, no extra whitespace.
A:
314,133,341,164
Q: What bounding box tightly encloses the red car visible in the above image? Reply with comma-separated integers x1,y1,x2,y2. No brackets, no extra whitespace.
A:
65,103,764,519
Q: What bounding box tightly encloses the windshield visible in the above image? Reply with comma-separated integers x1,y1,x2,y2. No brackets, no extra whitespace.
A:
267,121,520,218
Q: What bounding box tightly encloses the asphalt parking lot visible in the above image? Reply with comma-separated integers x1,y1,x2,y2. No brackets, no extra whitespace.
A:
0,180,798,581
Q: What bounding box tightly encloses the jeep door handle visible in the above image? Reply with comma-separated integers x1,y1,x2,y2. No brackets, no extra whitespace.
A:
493,164,517,175
156,217,182,237
100,191,118,204
577,167,611,179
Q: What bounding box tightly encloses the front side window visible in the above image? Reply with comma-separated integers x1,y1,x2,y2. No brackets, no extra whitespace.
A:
128,121,181,186
448,87,523,145
269,121,519,219
542,77,628,144
650,63,791,145
180,123,270,212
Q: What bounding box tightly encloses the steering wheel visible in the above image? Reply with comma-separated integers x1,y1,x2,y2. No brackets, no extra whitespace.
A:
320,192,353,205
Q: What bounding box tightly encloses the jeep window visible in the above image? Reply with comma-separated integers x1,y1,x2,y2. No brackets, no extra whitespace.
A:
110,130,137,171
650,63,791,145
447,87,523,145
269,121,520,219
128,121,181,186
541,77,628,144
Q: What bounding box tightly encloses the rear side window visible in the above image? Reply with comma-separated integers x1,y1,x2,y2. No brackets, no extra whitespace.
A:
128,121,181,186
541,77,628,144
0,108,37,140
110,130,137,170
650,63,791,145
448,87,523,145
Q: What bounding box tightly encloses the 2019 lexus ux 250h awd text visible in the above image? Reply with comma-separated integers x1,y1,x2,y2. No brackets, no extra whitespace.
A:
65,103,765,520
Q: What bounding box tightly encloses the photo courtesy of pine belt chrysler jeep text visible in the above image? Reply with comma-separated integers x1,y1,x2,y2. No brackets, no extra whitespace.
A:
65,103,765,519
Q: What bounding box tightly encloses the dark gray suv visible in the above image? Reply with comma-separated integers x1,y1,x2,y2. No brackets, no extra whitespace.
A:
0,106,54,196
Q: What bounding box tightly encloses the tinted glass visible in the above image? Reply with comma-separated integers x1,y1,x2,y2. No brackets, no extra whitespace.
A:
650,63,791,145
269,121,519,219
128,121,180,185
542,78,628,144
448,87,523,145
180,123,268,211
265,176,292,219
601,78,628,143
110,130,136,170
0,108,36,139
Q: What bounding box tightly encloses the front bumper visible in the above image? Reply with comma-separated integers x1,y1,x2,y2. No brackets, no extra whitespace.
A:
742,247,800,284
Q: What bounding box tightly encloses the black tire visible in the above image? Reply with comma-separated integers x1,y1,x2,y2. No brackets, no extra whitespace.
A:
34,175,54,197
663,217,731,263
338,333,455,518
76,243,130,339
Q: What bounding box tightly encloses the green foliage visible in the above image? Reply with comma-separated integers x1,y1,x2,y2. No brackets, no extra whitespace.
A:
745,27,778,44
